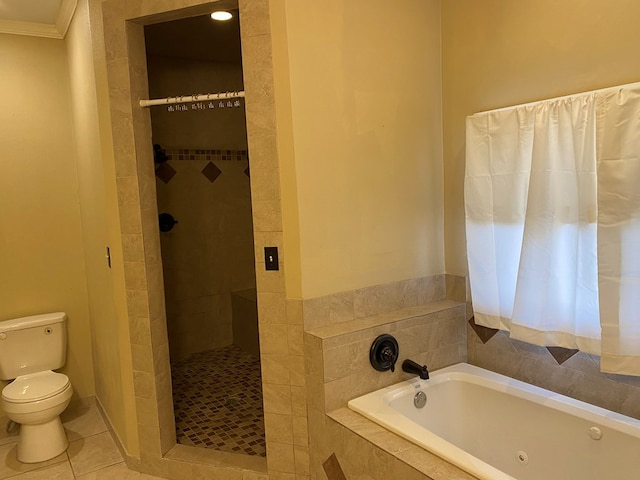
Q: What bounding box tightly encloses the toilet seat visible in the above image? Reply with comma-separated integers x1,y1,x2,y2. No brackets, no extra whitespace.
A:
2,371,70,404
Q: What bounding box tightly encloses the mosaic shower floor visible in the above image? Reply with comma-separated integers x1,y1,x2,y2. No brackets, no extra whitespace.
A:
171,344,266,456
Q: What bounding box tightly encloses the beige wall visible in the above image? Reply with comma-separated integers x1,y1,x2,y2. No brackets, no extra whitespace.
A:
273,0,444,299
66,0,139,455
0,33,94,413
442,0,640,275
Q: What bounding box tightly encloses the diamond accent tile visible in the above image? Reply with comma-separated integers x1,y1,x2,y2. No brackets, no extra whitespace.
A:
469,316,499,344
155,162,177,184
547,346,579,365
323,454,347,480
201,162,222,183
172,345,265,457
244,166,250,178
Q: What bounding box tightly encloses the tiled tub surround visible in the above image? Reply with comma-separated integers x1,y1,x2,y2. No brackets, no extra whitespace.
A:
468,328,640,420
305,299,473,479
303,274,446,330
441,272,640,422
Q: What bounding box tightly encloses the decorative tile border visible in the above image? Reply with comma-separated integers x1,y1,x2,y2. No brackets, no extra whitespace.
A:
154,148,248,184
165,148,249,162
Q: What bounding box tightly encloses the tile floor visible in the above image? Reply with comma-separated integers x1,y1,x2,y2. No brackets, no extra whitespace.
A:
0,401,165,480
171,345,266,457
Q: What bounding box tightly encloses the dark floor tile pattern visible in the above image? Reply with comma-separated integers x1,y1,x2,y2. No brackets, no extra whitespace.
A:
171,345,266,457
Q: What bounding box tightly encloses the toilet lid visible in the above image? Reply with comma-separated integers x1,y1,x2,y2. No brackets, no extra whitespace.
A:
2,371,70,403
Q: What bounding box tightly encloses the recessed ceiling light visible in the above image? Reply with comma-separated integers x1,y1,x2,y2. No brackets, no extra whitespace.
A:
211,11,233,21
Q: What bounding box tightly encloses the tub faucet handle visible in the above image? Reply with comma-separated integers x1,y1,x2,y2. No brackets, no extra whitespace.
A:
381,346,394,361
369,334,399,373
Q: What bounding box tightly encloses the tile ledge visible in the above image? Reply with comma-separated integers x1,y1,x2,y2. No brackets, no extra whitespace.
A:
327,408,476,480
307,299,464,340
164,444,268,474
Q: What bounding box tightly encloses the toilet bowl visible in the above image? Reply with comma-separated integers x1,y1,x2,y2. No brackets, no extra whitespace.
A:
0,312,73,463
2,371,73,463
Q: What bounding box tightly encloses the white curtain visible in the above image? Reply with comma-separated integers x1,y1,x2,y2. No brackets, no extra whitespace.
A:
465,94,601,355
466,83,640,374
596,86,640,374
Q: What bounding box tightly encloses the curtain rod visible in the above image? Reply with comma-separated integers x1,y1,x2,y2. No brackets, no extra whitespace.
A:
471,80,640,117
139,91,245,108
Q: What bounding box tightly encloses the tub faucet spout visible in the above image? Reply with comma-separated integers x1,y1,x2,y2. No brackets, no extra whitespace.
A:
402,359,429,380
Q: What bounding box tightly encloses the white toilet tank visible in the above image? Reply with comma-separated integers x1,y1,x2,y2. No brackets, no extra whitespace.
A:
0,312,67,380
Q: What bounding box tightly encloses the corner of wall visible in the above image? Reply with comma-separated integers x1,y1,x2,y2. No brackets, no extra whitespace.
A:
268,0,303,300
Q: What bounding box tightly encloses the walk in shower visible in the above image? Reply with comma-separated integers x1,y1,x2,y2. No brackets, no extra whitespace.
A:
144,11,264,457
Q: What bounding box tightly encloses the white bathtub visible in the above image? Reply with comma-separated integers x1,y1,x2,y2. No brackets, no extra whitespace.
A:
348,363,640,480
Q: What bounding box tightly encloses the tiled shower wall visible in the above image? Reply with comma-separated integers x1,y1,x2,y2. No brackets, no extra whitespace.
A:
155,149,255,361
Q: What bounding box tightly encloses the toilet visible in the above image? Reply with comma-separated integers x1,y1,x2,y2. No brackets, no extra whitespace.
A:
0,312,73,463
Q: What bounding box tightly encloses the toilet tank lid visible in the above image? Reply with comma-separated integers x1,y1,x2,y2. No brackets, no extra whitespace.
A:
0,312,67,333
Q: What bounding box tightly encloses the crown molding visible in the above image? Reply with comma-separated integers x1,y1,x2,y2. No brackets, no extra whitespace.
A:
0,0,78,39
56,0,78,38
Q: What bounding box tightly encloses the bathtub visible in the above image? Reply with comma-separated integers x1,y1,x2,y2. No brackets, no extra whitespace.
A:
348,363,640,480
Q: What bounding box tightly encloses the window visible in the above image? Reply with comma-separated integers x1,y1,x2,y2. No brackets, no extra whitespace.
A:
465,83,640,375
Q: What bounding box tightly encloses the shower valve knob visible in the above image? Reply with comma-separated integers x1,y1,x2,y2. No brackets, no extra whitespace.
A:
369,334,399,373
159,213,179,232
381,347,394,361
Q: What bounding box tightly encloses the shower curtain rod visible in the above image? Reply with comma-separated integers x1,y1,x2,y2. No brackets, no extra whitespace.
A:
139,90,245,108
471,80,640,116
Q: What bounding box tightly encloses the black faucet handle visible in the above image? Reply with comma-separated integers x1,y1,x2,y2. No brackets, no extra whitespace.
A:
370,334,399,373
380,346,395,365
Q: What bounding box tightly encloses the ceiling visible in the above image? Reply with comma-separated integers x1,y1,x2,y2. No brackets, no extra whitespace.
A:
0,0,77,39
145,11,242,64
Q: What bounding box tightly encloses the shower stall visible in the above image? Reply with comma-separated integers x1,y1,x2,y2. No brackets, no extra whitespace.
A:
144,11,264,457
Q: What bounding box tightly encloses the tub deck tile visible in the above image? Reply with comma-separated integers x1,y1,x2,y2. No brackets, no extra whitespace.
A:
308,300,464,349
328,408,476,480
